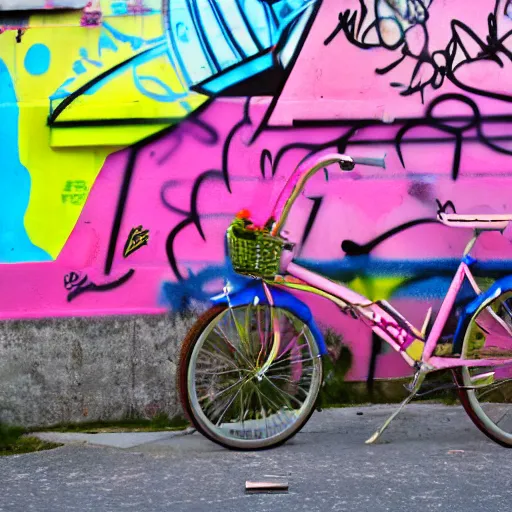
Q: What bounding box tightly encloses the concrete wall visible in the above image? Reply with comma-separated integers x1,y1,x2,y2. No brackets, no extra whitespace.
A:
0,313,197,427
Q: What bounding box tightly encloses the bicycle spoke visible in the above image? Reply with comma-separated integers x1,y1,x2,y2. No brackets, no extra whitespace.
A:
270,374,313,387
254,385,293,428
275,328,307,362
476,378,512,400
198,344,238,369
262,374,304,408
227,304,251,348
214,383,246,426
198,374,249,403
240,385,254,423
255,386,270,438
213,323,255,371
195,368,249,376
265,354,319,370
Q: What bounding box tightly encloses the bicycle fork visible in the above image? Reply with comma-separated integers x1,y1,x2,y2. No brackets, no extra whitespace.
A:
364,364,429,444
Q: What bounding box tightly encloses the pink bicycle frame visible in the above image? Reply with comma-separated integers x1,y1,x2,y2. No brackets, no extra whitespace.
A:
269,153,512,372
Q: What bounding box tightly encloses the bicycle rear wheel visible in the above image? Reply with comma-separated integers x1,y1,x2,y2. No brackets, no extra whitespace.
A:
455,289,512,447
179,304,323,450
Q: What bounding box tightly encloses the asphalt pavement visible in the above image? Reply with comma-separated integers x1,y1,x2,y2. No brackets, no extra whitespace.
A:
1,404,510,512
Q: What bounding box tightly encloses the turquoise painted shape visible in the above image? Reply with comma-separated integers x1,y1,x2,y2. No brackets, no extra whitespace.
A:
0,59,52,263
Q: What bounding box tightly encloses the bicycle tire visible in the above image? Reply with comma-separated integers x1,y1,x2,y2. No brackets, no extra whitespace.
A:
454,368,512,447
453,288,512,447
178,304,323,450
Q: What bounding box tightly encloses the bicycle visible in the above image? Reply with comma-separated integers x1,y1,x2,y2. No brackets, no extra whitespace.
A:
178,153,512,450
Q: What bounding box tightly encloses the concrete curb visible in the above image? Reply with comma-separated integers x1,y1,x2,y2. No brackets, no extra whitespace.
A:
31,427,197,449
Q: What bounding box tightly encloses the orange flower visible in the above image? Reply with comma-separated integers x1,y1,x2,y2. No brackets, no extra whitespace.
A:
236,209,251,219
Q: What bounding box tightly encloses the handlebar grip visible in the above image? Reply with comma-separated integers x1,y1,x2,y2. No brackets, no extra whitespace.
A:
351,156,386,169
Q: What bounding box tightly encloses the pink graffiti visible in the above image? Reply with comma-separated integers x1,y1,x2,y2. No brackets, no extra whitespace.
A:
2,0,512,382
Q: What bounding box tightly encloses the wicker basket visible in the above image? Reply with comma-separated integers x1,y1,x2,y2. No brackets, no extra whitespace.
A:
227,218,283,279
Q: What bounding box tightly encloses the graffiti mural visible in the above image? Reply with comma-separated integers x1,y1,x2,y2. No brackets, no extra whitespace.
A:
1,0,512,383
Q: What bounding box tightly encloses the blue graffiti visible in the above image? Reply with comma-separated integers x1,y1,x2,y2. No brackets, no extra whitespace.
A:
50,0,315,111
165,0,318,93
0,60,51,263
102,21,165,50
50,20,184,109
24,44,51,76
50,21,166,103
298,257,512,300
132,53,189,102
160,260,251,310
111,1,129,15
160,255,512,312
50,78,75,101
98,32,119,56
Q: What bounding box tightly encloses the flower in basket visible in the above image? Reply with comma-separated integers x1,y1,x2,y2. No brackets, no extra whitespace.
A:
246,223,264,232
235,209,251,220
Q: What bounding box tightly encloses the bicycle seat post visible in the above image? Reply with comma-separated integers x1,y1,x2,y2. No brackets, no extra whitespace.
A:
463,230,480,258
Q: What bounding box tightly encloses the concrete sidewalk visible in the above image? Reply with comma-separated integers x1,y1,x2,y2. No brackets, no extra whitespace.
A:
5,404,507,512
29,402,492,454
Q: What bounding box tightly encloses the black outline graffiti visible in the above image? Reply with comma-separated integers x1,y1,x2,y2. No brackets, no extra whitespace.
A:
340,198,458,258
260,149,275,178
103,99,215,277
324,0,512,104
295,93,512,181
164,170,226,280
249,0,323,142
395,94,512,179
325,0,432,51
436,199,457,214
222,98,252,193
341,218,439,256
105,148,138,275
64,271,88,291
64,269,135,302
154,89,512,285
48,47,158,126
301,196,324,249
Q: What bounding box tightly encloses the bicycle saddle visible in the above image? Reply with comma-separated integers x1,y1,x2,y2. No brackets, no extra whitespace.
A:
438,212,512,231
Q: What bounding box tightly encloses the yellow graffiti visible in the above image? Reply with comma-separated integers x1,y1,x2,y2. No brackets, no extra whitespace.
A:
0,6,206,260
348,275,405,302
123,225,150,257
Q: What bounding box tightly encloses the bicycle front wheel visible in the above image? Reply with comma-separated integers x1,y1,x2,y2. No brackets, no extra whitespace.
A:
178,304,323,450
455,289,512,447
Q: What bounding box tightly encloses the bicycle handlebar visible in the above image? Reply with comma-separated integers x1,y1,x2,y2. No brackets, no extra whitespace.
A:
270,153,386,236
351,156,386,169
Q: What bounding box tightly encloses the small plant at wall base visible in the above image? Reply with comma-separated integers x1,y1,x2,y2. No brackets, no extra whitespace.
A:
39,413,190,434
0,423,61,456
319,329,355,407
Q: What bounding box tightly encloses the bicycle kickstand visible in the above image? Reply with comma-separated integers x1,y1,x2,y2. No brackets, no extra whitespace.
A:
365,366,427,445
